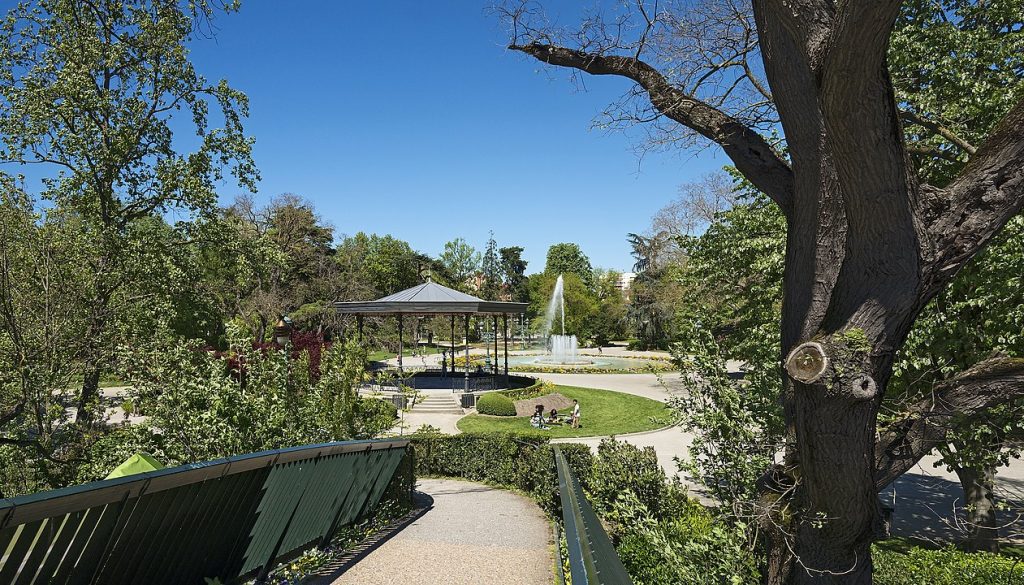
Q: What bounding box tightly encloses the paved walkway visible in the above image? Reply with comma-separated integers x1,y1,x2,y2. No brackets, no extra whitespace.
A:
328,479,553,585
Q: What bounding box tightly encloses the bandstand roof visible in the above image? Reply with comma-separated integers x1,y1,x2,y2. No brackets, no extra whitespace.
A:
333,281,528,316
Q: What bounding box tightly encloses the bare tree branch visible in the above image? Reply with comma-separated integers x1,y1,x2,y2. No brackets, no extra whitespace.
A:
510,42,794,212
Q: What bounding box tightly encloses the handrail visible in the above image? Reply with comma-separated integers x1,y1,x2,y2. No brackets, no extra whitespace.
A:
554,447,633,585
0,438,411,585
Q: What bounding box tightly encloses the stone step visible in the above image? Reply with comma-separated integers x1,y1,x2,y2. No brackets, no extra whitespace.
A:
414,404,463,412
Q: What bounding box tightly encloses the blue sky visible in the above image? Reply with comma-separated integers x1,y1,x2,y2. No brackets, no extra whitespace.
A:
19,1,728,272
184,1,732,271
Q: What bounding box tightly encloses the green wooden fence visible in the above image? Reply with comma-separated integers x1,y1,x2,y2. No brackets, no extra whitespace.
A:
0,439,411,585
554,447,633,585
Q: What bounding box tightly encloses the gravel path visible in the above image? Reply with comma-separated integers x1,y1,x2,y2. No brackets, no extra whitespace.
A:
329,479,553,585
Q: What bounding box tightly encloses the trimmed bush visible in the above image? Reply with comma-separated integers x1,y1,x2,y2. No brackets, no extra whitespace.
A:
409,432,592,514
873,546,1022,585
475,392,517,416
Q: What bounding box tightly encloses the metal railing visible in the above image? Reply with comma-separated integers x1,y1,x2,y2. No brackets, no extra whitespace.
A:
554,447,633,585
0,439,411,585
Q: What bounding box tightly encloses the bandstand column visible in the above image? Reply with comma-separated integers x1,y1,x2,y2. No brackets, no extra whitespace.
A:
464,314,470,393
397,314,403,374
503,314,509,378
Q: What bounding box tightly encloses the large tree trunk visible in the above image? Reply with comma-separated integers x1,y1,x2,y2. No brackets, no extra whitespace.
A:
954,463,1000,553
75,307,109,428
507,0,1024,581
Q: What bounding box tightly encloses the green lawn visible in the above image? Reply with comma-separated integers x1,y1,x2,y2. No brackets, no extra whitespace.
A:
456,385,672,438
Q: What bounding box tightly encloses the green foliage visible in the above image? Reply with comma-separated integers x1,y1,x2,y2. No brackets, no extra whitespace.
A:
544,242,593,288
475,392,517,416
890,215,1024,477
613,492,759,585
336,232,422,298
592,269,629,346
0,0,257,427
589,439,676,518
480,231,501,300
410,432,593,514
670,189,786,510
625,233,681,350
872,545,1023,585
115,336,394,466
671,325,782,510
439,237,480,291
890,0,1024,186
499,246,529,302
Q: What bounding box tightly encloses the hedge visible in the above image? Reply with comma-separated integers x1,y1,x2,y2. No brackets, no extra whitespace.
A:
475,392,517,416
409,432,592,514
873,546,1022,585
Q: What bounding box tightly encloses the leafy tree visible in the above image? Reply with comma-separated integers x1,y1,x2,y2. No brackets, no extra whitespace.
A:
888,217,1024,551
672,191,788,523
480,231,501,300
0,187,93,493
0,0,257,426
544,242,593,288
504,1,1024,580
499,246,529,302
214,194,340,340
439,237,480,291
113,335,394,467
592,270,628,346
625,233,679,349
890,0,1024,185
336,232,420,298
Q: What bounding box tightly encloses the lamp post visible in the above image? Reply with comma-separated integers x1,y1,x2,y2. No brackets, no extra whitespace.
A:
273,316,292,347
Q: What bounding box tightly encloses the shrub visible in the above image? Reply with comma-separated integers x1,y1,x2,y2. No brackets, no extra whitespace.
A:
353,398,398,439
475,392,517,416
590,439,669,517
872,546,1022,585
612,491,760,585
409,433,592,514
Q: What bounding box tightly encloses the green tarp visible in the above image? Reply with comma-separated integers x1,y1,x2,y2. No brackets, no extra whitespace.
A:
105,452,166,479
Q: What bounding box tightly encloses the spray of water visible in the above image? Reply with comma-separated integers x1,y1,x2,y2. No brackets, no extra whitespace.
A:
540,274,564,338
538,274,583,364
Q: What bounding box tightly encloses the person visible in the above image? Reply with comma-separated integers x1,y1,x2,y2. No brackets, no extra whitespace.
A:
531,403,547,429
548,407,558,423
571,399,581,428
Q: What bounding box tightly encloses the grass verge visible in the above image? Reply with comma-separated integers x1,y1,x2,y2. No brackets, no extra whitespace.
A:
456,385,671,438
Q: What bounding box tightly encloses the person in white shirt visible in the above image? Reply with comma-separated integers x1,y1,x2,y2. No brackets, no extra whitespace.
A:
571,399,581,428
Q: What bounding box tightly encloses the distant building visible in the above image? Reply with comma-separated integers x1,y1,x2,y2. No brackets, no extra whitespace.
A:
615,272,637,295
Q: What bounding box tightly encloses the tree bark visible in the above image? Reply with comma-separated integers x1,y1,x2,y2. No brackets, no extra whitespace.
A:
954,463,1000,553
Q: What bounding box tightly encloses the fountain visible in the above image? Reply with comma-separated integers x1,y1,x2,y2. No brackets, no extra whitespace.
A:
538,275,591,365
